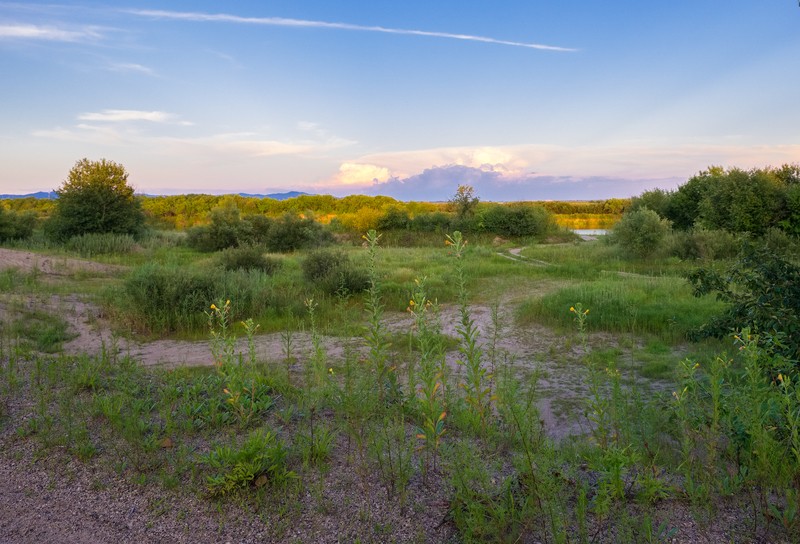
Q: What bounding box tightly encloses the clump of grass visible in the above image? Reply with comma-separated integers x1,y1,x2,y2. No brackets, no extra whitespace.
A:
217,245,282,273
10,309,76,353
66,232,137,257
202,430,295,497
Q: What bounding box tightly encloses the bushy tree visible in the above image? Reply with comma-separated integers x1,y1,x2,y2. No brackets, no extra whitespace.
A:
629,189,672,218
47,158,144,240
611,207,671,258
449,185,479,220
698,168,783,236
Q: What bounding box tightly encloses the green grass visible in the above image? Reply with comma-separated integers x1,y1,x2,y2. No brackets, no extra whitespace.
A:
8,309,76,353
517,272,727,343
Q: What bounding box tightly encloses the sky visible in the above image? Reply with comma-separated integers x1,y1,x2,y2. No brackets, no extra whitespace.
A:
1,1,799,201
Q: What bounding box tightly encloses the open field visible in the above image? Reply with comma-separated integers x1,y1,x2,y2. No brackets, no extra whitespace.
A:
0,233,797,543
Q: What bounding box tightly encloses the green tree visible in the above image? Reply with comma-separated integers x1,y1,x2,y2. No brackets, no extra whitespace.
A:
47,158,144,240
665,167,722,230
449,185,479,220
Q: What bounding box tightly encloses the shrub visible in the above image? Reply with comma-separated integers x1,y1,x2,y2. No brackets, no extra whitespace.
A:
186,204,245,252
410,212,453,233
241,214,273,245
611,208,671,258
302,250,347,282
667,228,739,261
688,244,800,365
218,246,282,274
377,206,411,230
265,213,333,252
480,204,553,237
0,208,36,242
302,250,369,296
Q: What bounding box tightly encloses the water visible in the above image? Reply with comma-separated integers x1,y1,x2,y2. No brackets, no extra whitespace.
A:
573,229,608,236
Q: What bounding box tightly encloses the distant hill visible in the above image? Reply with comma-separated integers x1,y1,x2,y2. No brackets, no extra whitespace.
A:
1,191,312,200
0,191,57,199
246,191,313,200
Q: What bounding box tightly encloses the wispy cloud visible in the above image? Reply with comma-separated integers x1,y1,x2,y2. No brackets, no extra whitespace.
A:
127,9,576,52
107,62,156,76
0,23,103,42
77,109,188,124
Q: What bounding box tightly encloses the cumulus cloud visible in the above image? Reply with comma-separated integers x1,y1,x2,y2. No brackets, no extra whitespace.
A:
128,9,576,52
328,162,393,186
365,164,681,201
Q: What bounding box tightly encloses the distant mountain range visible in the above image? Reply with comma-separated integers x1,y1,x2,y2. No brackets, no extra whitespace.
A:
0,191,57,199
0,191,312,200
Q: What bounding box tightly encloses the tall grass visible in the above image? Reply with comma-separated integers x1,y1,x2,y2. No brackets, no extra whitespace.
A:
114,262,306,335
65,232,137,257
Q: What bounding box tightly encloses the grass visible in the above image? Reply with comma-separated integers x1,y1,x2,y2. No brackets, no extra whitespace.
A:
517,272,727,342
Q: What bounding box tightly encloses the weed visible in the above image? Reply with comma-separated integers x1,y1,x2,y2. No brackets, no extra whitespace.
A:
203,430,295,497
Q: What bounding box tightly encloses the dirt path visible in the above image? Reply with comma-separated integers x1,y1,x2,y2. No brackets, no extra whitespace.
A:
0,247,124,276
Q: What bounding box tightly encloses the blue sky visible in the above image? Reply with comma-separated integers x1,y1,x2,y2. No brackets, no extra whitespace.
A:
1,1,798,200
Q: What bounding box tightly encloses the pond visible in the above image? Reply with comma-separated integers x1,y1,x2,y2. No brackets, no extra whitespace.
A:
572,229,608,236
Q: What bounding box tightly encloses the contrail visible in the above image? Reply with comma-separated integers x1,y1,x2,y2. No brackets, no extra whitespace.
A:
128,9,577,52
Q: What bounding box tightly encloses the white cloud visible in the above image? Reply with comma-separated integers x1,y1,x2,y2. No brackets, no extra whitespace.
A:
78,110,177,123
0,23,103,42
107,63,156,76
326,162,393,187
127,9,576,52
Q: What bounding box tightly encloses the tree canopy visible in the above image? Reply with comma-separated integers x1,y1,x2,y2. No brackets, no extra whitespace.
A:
47,158,145,240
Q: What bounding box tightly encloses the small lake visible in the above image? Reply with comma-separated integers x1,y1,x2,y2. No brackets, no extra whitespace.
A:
572,229,608,236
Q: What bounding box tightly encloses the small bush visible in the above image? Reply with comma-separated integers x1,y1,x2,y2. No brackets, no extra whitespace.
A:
66,232,137,256
0,208,36,242
302,250,369,296
217,246,282,273
241,214,273,245
377,206,411,230
410,212,453,233
302,250,347,282
265,213,333,252
667,228,739,260
611,208,671,258
762,227,800,258
317,264,370,297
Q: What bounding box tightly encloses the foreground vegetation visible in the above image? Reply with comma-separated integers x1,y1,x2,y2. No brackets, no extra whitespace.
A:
1,224,799,543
